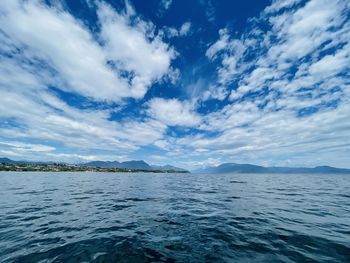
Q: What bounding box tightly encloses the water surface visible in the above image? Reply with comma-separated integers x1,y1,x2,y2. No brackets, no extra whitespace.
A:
0,172,349,262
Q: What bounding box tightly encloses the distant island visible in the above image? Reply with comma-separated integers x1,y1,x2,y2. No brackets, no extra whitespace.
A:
194,163,350,174
0,158,189,173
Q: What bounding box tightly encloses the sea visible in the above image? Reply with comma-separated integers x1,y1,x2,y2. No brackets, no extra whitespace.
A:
0,172,349,262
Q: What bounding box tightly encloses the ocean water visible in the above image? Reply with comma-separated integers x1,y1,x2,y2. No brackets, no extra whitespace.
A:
0,172,349,262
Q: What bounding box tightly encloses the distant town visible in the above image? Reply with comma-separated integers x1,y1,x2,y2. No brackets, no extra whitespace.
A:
0,157,190,173
0,162,189,173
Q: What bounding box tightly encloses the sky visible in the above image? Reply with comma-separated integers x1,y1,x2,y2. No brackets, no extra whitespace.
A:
0,0,349,169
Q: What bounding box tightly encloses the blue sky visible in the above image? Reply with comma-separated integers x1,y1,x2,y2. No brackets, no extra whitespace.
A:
0,0,349,169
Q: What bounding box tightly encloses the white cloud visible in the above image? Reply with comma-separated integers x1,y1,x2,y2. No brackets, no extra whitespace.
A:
267,0,347,63
124,0,136,17
0,0,175,162
0,0,128,102
147,98,202,127
264,0,302,14
168,0,350,169
206,29,229,59
0,0,175,102
179,22,191,36
0,141,55,153
0,74,167,161
162,0,173,10
163,21,192,38
308,45,350,77
158,0,173,16
1,0,349,170
97,2,175,98
171,102,350,169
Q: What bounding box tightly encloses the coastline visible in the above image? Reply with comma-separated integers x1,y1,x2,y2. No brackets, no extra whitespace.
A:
0,163,189,173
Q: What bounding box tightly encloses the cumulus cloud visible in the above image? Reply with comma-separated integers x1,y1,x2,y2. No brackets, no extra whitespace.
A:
179,22,191,36
1,0,349,169
0,141,55,153
0,0,176,162
97,2,175,98
0,89,170,165
0,88,167,153
163,21,192,38
206,29,229,59
0,0,128,101
171,0,350,169
0,0,175,102
147,98,201,127
264,0,303,14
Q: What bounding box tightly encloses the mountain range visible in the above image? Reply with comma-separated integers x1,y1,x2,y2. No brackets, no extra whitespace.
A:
2,157,350,174
0,158,187,172
0,157,51,165
194,163,350,174
82,160,187,172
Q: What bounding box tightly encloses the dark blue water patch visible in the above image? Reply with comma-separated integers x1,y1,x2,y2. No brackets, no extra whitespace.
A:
39,226,84,235
16,190,47,195
124,197,160,202
71,196,91,200
0,172,350,262
11,237,178,263
94,223,137,234
337,194,350,198
224,196,242,202
21,215,42,222
111,203,134,210
15,206,50,213
229,180,247,184
3,215,22,220
154,218,183,226
44,210,64,216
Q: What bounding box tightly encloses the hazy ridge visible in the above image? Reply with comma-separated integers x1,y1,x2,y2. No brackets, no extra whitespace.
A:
194,163,350,174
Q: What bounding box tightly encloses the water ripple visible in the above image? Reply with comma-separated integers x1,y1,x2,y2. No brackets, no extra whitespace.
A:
0,172,349,262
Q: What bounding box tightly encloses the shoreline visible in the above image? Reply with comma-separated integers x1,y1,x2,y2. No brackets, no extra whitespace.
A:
0,163,189,173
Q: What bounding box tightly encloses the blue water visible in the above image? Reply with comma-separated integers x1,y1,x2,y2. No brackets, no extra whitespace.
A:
0,172,349,262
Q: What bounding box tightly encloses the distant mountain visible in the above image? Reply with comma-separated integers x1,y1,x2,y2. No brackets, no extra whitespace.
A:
0,158,55,165
118,160,152,170
1,157,188,172
83,160,187,172
82,160,152,170
194,163,350,174
196,163,265,174
151,164,187,172
8,157,347,174
82,161,121,168
0,157,18,164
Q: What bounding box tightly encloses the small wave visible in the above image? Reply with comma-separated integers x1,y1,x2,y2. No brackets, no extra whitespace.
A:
229,180,247,184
